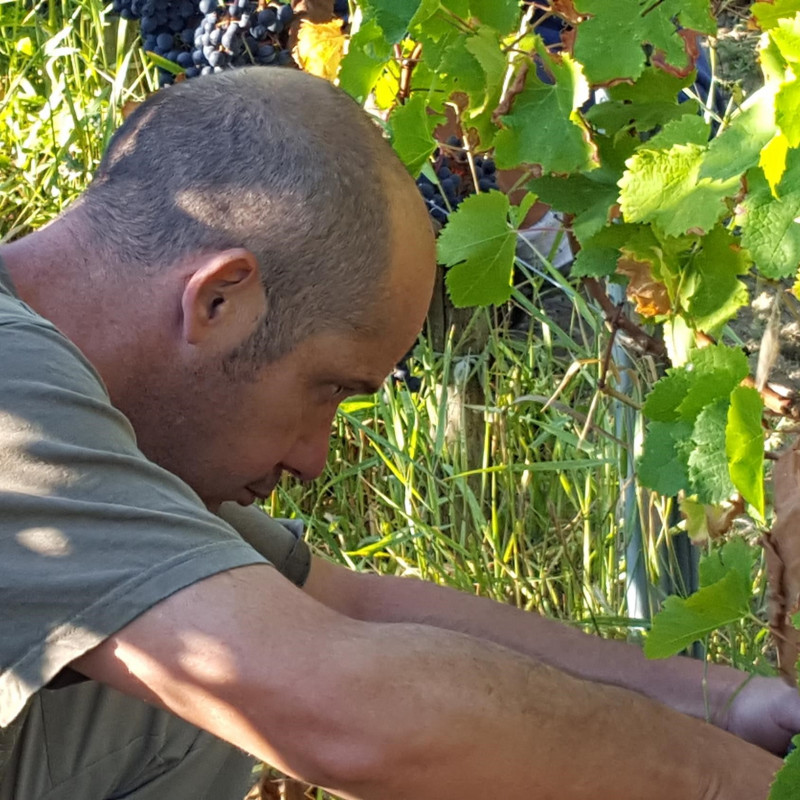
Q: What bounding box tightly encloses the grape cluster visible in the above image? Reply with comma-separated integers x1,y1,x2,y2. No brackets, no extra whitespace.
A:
417,136,499,224
188,0,295,80
110,0,295,86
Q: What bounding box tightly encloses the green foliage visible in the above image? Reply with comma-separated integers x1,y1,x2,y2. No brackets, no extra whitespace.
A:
644,570,751,658
573,0,714,84
494,48,595,174
645,538,756,659
770,735,800,799
726,387,765,517
437,191,517,306
389,93,439,175
639,345,763,508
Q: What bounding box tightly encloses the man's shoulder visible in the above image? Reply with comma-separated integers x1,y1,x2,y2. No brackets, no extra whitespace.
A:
0,256,57,330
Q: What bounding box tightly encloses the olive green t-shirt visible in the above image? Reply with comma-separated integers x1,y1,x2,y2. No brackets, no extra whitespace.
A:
0,260,310,771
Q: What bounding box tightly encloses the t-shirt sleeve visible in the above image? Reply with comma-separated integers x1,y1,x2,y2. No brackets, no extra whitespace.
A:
0,311,279,727
216,503,311,588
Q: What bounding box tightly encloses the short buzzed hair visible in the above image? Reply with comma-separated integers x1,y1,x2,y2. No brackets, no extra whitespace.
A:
77,67,405,365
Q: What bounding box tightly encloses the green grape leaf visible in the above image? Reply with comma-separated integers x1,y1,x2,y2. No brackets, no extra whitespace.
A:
571,246,619,278
469,0,520,34
643,369,692,422
644,114,710,150
619,144,740,237
528,173,608,214
769,736,800,800
439,191,517,306
529,174,619,243
776,77,800,148
740,164,800,279
700,85,778,182
698,536,756,591
570,223,641,277
726,386,766,517
358,0,423,42
586,97,700,135
688,398,736,505
573,0,713,85
586,67,699,135
753,0,800,30
463,26,507,144
389,93,439,176
494,51,596,174
660,0,716,33
440,0,470,15
638,420,693,496
337,19,393,104
424,27,502,146
644,570,751,659
508,191,537,228
680,225,751,335
772,14,800,63
677,345,749,421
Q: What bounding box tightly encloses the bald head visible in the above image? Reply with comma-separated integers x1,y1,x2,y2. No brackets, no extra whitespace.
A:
75,67,421,362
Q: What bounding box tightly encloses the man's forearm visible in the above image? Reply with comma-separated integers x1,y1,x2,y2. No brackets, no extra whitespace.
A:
75,563,779,799
307,561,745,727
328,619,779,800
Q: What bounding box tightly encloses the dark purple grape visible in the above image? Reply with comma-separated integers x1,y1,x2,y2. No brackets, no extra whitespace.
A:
257,8,276,25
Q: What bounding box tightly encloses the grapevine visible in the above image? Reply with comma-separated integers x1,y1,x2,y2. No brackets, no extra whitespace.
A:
110,0,297,85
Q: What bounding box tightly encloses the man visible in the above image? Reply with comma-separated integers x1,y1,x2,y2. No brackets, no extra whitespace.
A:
0,66,793,799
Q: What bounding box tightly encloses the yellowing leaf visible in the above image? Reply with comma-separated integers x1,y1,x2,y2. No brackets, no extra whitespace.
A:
752,0,800,31
760,131,791,196
293,19,347,82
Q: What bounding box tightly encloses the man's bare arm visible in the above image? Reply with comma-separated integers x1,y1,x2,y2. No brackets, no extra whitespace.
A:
304,556,800,754
73,563,779,799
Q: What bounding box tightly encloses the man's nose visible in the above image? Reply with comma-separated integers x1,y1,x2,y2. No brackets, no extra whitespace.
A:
282,427,332,482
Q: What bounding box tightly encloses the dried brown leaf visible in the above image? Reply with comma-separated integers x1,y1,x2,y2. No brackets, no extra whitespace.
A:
615,257,671,317
550,0,581,25
651,30,701,79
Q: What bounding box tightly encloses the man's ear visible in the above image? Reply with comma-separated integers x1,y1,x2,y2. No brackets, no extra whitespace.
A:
180,248,267,349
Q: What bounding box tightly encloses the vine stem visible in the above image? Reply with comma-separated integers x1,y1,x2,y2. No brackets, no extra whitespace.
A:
583,277,668,358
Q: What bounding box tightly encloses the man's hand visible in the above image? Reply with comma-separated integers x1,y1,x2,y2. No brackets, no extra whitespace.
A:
726,676,800,754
